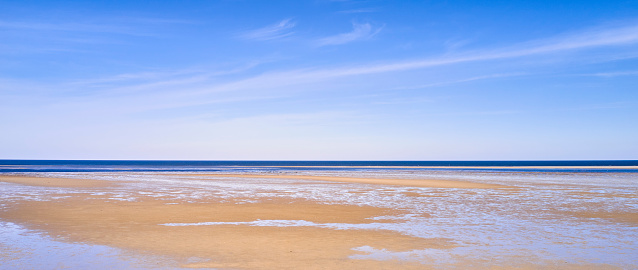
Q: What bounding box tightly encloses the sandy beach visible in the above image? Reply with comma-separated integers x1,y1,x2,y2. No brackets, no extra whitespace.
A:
1,171,637,269
3,0,637,268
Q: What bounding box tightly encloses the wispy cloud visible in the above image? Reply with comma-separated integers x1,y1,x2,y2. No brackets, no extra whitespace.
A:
443,39,472,52
176,22,638,100
314,22,638,76
67,62,262,97
0,20,154,36
492,23,638,57
392,73,525,90
9,21,638,115
316,22,382,46
337,8,378,14
372,97,434,105
103,22,638,102
239,19,296,41
585,70,638,77
0,17,195,55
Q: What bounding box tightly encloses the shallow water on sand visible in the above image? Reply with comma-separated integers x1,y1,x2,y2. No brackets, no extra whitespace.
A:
0,220,183,270
1,168,637,269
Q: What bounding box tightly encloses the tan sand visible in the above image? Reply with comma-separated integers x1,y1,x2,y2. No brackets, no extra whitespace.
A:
180,173,514,189
1,173,634,269
566,211,638,226
0,195,453,269
0,175,112,188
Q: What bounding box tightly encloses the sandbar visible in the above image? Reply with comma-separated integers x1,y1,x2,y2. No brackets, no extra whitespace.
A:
0,175,112,188
1,195,451,269
178,173,513,189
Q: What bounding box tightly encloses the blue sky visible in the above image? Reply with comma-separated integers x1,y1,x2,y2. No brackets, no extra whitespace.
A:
1,0,637,160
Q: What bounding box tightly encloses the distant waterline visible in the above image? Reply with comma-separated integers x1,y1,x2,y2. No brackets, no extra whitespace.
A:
1,160,637,173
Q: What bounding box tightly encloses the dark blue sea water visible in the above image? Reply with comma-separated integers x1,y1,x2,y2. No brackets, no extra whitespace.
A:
1,160,636,173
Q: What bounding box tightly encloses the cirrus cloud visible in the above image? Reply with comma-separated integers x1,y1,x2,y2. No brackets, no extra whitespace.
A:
239,18,296,41
316,22,382,46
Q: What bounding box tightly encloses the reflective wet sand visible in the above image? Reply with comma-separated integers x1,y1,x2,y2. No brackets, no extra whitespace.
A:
1,170,637,269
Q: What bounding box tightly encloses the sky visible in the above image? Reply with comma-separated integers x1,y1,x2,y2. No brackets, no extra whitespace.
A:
1,0,637,160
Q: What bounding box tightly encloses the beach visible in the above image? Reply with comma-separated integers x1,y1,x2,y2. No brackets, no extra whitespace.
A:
4,0,637,268
1,167,637,269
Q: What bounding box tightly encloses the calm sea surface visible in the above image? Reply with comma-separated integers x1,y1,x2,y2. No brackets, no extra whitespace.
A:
1,160,637,173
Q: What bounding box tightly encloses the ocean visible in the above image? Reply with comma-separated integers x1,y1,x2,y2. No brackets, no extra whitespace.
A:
1,159,637,173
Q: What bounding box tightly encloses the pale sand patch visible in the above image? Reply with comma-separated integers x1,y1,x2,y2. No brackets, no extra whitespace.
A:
183,174,513,189
528,206,638,227
0,196,453,269
568,191,638,199
0,175,111,188
521,194,638,227
567,211,638,226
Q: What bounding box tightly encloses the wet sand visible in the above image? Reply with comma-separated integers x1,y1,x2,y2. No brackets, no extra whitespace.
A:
0,175,452,269
0,175,112,188
2,196,451,269
177,173,514,189
1,172,636,269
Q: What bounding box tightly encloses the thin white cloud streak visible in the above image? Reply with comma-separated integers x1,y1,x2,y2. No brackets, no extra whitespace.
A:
337,8,378,14
494,23,638,56
66,62,262,97
391,73,525,90
175,22,638,100
239,19,296,41
586,70,638,77
372,97,434,105
0,20,152,36
8,22,638,114
443,39,472,52
316,22,382,46
551,101,636,112
119,22,638,108
118,17,195,25
69,22,638,112
310,22,638,77
422,110,524,117
69,70,203,86
0,16,192,31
